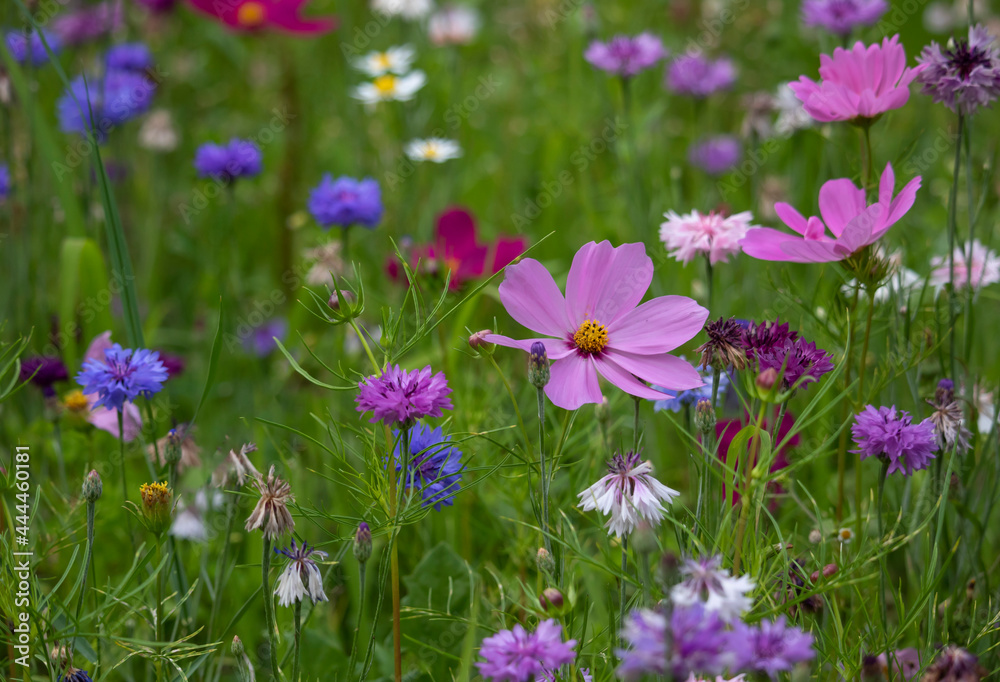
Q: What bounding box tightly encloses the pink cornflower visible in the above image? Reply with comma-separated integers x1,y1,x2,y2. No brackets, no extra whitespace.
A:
740,163,920,263
929,239,1000,291
355,365,453,426
485,241,707,410
476,619,577,682
578,452,680,538
660,210,757,265
790,35,926,123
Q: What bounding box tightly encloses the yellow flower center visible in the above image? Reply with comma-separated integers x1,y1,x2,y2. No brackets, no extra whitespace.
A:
237,1,267,27
423,143,439,158
64,390,89,412
140,481,171,507
374,74,397,95
374,52,392,70
573,319,608,354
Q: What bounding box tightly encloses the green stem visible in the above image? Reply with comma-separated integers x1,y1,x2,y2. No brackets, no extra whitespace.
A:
292,600,302,682
537,387,552,556
733,403,766,574
349,318,381,375
961,116,975,382
206,496,237,646
618,536,628,650
156,539,164,682
856,292,876,541
862,124,874,191
877,458,890,672
486,354,534,457
398,426,411,512
262,537,281,681
72,502,96,653
946,114,964,380
705,256,713,312
836,288,861,522
632,397,641,454
118,409,136,550
347,563,367,678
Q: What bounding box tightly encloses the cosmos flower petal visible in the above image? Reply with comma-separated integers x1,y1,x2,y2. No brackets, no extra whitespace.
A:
565,241,652,327
773,203,811,235
496,258,571,337
606,296,708,354
482,335,574,360
545,354,603,410
818,178,866,237
740,227,814,261
605,350,704,393
593,356,671,401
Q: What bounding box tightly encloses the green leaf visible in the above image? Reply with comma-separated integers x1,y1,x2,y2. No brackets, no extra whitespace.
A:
58,238,115,371
190,303,225,426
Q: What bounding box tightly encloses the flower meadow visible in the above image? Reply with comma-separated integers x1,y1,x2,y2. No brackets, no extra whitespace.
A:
3,0,1000,680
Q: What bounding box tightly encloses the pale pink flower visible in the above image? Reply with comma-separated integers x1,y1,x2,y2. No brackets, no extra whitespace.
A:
660,210,757,265
578,452,680,537
740,163,921,263
929,239,1000,291
790,35,926,123
485,241,708,410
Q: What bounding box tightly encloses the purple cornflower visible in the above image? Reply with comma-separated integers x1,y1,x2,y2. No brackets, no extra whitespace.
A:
56,70,156,141
617,609,668,679
20,356,69,398
51,1,124,46
157,352,185,377
59,668,93,682
756,336,834,391
76,344,169,412
393,423,463,510
355,364,453,426
106,42,154,72
244,318,287,357
666,54,736,97
923,645,987,681
307,174,383,229
740,318,798,360
194,139,262,181
851,405,937,476
735,616,815,678
5,29,61,66
801,0,888,36
0,164,10,201
917,24,1000,116
476,619,577,682
584,33,666,77
688,136,741,175
273,539,328,607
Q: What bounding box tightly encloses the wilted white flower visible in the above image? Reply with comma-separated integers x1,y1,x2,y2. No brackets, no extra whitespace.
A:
212,442,261,489
405,137,462,162
773,84,813,136
170,489,225,542
244,465,295,540
577,452,679,538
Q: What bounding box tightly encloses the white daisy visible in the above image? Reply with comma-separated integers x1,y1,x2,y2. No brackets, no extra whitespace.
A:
274,540,329,607
428,5,479,46
351,45,416,77
577,452,679,538
405,137,462,163
352,71,426,105
371,0,433,20
670,556,755,623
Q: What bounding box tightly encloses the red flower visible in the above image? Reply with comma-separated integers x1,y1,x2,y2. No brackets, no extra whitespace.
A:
185,0,336,35
409,207,527,290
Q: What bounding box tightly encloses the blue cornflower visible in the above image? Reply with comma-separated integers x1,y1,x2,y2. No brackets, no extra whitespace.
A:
6,29,61,66
59,668,93,682
393,423,463,510
653,359,728,413
307,174,383,229
76,344,168,412
0,163,9,201
193,138,263,181
106,42,154,72
56,70,156,141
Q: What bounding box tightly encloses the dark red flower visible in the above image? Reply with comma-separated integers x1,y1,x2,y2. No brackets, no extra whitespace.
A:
716,409,799,506
185,0,336,35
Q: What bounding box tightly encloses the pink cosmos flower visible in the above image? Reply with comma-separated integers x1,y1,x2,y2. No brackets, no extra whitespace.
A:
185,0,336,35
82,332,143,442
790,35,926,123
929,239,1000,291
659,210,757,265
739,163,920,263
485,241,708,410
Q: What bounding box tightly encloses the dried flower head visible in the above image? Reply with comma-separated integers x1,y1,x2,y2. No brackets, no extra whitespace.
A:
926,379,972,455
213,443,260,489
696,317,748,370
244,465,295,539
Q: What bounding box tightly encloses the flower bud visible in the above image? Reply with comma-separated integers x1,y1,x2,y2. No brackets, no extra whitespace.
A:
756,367,778,392
231,635,245,657
233,635,255,682
936,378,955,404
468,330,493,349
527,342,550,389
139,482,173,535
328,290,356,310
694,398,716,434
82,470,103,503
539,587,564,611
822,563,838,578
808,529,822,544
536,547,555,576
165,428,183,467
354,522,372,564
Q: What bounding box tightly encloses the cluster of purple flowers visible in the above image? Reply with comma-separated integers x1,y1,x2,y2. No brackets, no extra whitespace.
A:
76,344,169,412
917,24,1000,116
476,619,577,681
741,318,834,391
307,174,383,229
57,70,156,142
5,28,61,66
355,364,453,426
193,139,263,181
617,603,814,680
393,423,463,510
852,405,936,476
801,0,888,36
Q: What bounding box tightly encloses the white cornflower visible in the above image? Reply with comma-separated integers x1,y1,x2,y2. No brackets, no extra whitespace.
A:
404,137,462,163
773,84,813,137
274,540,328,607
929,239,1000,292
351,45,416,76
577,452,679,538
428,5,479,45
138,109,179,152
371,0,433,20
670,555,755,623
352,71,426,105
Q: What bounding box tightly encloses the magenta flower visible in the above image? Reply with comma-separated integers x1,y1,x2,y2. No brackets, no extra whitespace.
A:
851,404,936,476
485,241,708,410
790,35,926,123
740,163,920,263
476,619,577,682
584,33,666,78
355,365,453,426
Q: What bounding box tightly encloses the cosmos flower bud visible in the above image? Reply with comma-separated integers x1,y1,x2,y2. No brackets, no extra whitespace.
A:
138,482,173,535
468,329,494,351
82,470,103,503
536,547,555,576
325,275,365,325
527,342,550,389
822,563,838,578
354,522,372,564
693,398,716,434
232,635,255,682
539,587,564,612
328,290,356,310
